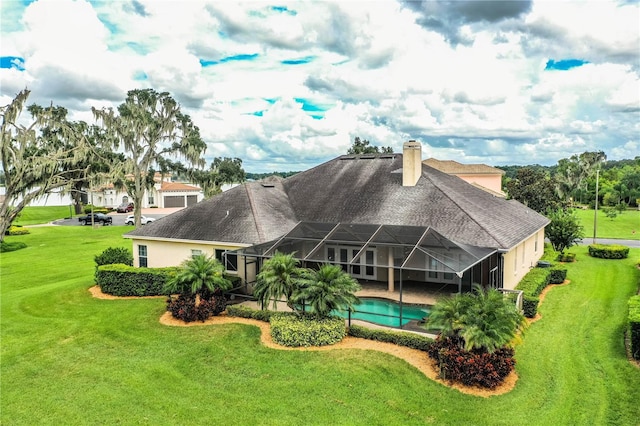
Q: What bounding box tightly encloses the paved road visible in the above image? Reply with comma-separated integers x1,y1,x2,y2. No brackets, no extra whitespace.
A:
577,238,640,248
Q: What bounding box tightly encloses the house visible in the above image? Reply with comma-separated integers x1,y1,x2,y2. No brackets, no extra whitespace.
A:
423,158,506,197
89,173,204,209
126,141,548,296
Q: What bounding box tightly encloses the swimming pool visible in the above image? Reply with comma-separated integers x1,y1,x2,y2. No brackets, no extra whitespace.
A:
334,298,431,327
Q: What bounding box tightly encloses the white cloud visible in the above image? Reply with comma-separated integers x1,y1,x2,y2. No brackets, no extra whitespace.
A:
1,0,638,172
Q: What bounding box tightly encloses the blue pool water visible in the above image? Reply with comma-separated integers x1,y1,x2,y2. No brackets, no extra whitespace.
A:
334,298,431,327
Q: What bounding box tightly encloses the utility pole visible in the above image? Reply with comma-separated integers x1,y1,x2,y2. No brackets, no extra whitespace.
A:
593,169,599,244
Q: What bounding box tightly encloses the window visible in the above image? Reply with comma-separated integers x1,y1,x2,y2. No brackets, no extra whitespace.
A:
148,195,155,205
514,247,518,273
215,249,237,271
534,232,539,252
428,257,438,279
325,245,376,279
521,243,526,268
191,249,203,259
138,245,148,267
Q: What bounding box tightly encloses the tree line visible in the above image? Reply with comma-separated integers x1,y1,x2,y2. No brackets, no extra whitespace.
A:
1,88,245,239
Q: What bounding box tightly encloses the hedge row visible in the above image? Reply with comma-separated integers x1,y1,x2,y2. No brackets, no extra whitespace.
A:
95,264,180,296
226,304,276,322
348,324,433,351
588,244,629,259
629,296,640,361
515,265,567,318
270,313,346,347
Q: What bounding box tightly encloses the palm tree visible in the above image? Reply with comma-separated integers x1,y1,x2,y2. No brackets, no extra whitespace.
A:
164,254,232,305
427,284,526,353
254,252,303,311
294,264,361,318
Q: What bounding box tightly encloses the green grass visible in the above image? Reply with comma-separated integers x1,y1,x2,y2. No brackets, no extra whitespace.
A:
573,207,640,240
13,205,74,225
2,228,640,425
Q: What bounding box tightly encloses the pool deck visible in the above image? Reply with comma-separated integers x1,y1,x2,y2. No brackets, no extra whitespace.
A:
356,280,457,306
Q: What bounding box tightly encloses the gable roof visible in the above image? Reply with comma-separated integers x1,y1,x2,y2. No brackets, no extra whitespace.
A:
128,153,547,250
423,158,505,175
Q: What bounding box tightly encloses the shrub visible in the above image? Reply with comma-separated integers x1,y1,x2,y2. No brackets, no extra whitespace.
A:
548,267,568,284
556,252,576,262
94,247,133,270
629,296,640,360
0,241,27,253
96,264,179,296
226,305,275,322
348,325,433,351
522,295,539,318
516,267,551,318
83,205,109,214
166,293,227,322
5,225,30,236
588,244,629,259
270,313,346,347
427,335,515,389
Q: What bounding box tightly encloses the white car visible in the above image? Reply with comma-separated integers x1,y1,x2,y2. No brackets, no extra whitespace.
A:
125,215,156,225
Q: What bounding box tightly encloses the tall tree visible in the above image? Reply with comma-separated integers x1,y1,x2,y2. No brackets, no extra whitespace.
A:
1,90,91,241
545,208,585,253
554,151,606,204
347,136,393,155
505,167,564,214
92,89,206,226
190,157,246,198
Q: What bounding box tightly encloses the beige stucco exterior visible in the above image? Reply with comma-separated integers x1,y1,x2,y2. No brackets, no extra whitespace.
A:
127,237,251,279
501,228,546,290
455,174,503,195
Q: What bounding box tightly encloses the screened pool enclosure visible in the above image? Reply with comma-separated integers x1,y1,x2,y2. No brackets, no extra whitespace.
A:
233,221,502,297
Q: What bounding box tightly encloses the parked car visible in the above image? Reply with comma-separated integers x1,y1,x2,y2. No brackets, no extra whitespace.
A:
78,213,113,226
125,215,156,225
117,202,134,213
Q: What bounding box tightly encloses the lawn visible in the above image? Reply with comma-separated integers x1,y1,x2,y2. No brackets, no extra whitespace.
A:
1,227,639,425
13,205,74,226
573,207,640,240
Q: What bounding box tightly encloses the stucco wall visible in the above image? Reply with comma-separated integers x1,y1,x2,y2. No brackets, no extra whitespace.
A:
456,174,503,194
502,229,546,290
130,238,248,278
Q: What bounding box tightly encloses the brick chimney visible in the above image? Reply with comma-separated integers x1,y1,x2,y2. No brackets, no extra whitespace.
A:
402,140,422,186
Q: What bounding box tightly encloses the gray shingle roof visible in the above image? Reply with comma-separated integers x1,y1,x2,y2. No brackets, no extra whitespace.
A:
128,153,548,249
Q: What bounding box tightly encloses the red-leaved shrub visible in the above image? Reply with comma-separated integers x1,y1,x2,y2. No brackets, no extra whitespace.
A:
427,335,515,388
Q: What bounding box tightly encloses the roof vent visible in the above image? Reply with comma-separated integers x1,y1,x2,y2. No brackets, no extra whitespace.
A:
340,156,356,160
261,183,275,188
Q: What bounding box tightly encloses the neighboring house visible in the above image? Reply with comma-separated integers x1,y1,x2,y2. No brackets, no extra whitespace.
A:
423,158,506,197
126,141,548,294
90,173,204,209
1,186,74,207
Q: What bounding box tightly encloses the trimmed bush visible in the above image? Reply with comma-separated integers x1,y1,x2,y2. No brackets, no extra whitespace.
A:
94,247,133,271
549,267,568,285
83,205,109,214
226,305,275,322
516,267,551,318
348,325,433,351
588,244,629,259
5,225,30,236
522,295,540,318
427,335,515,389
270,313,346,347
556,252,576,262
629,296,640,360
0,241,27,253
96,264,179,296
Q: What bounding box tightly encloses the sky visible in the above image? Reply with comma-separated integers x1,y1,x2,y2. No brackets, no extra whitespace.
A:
1,0,639,173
